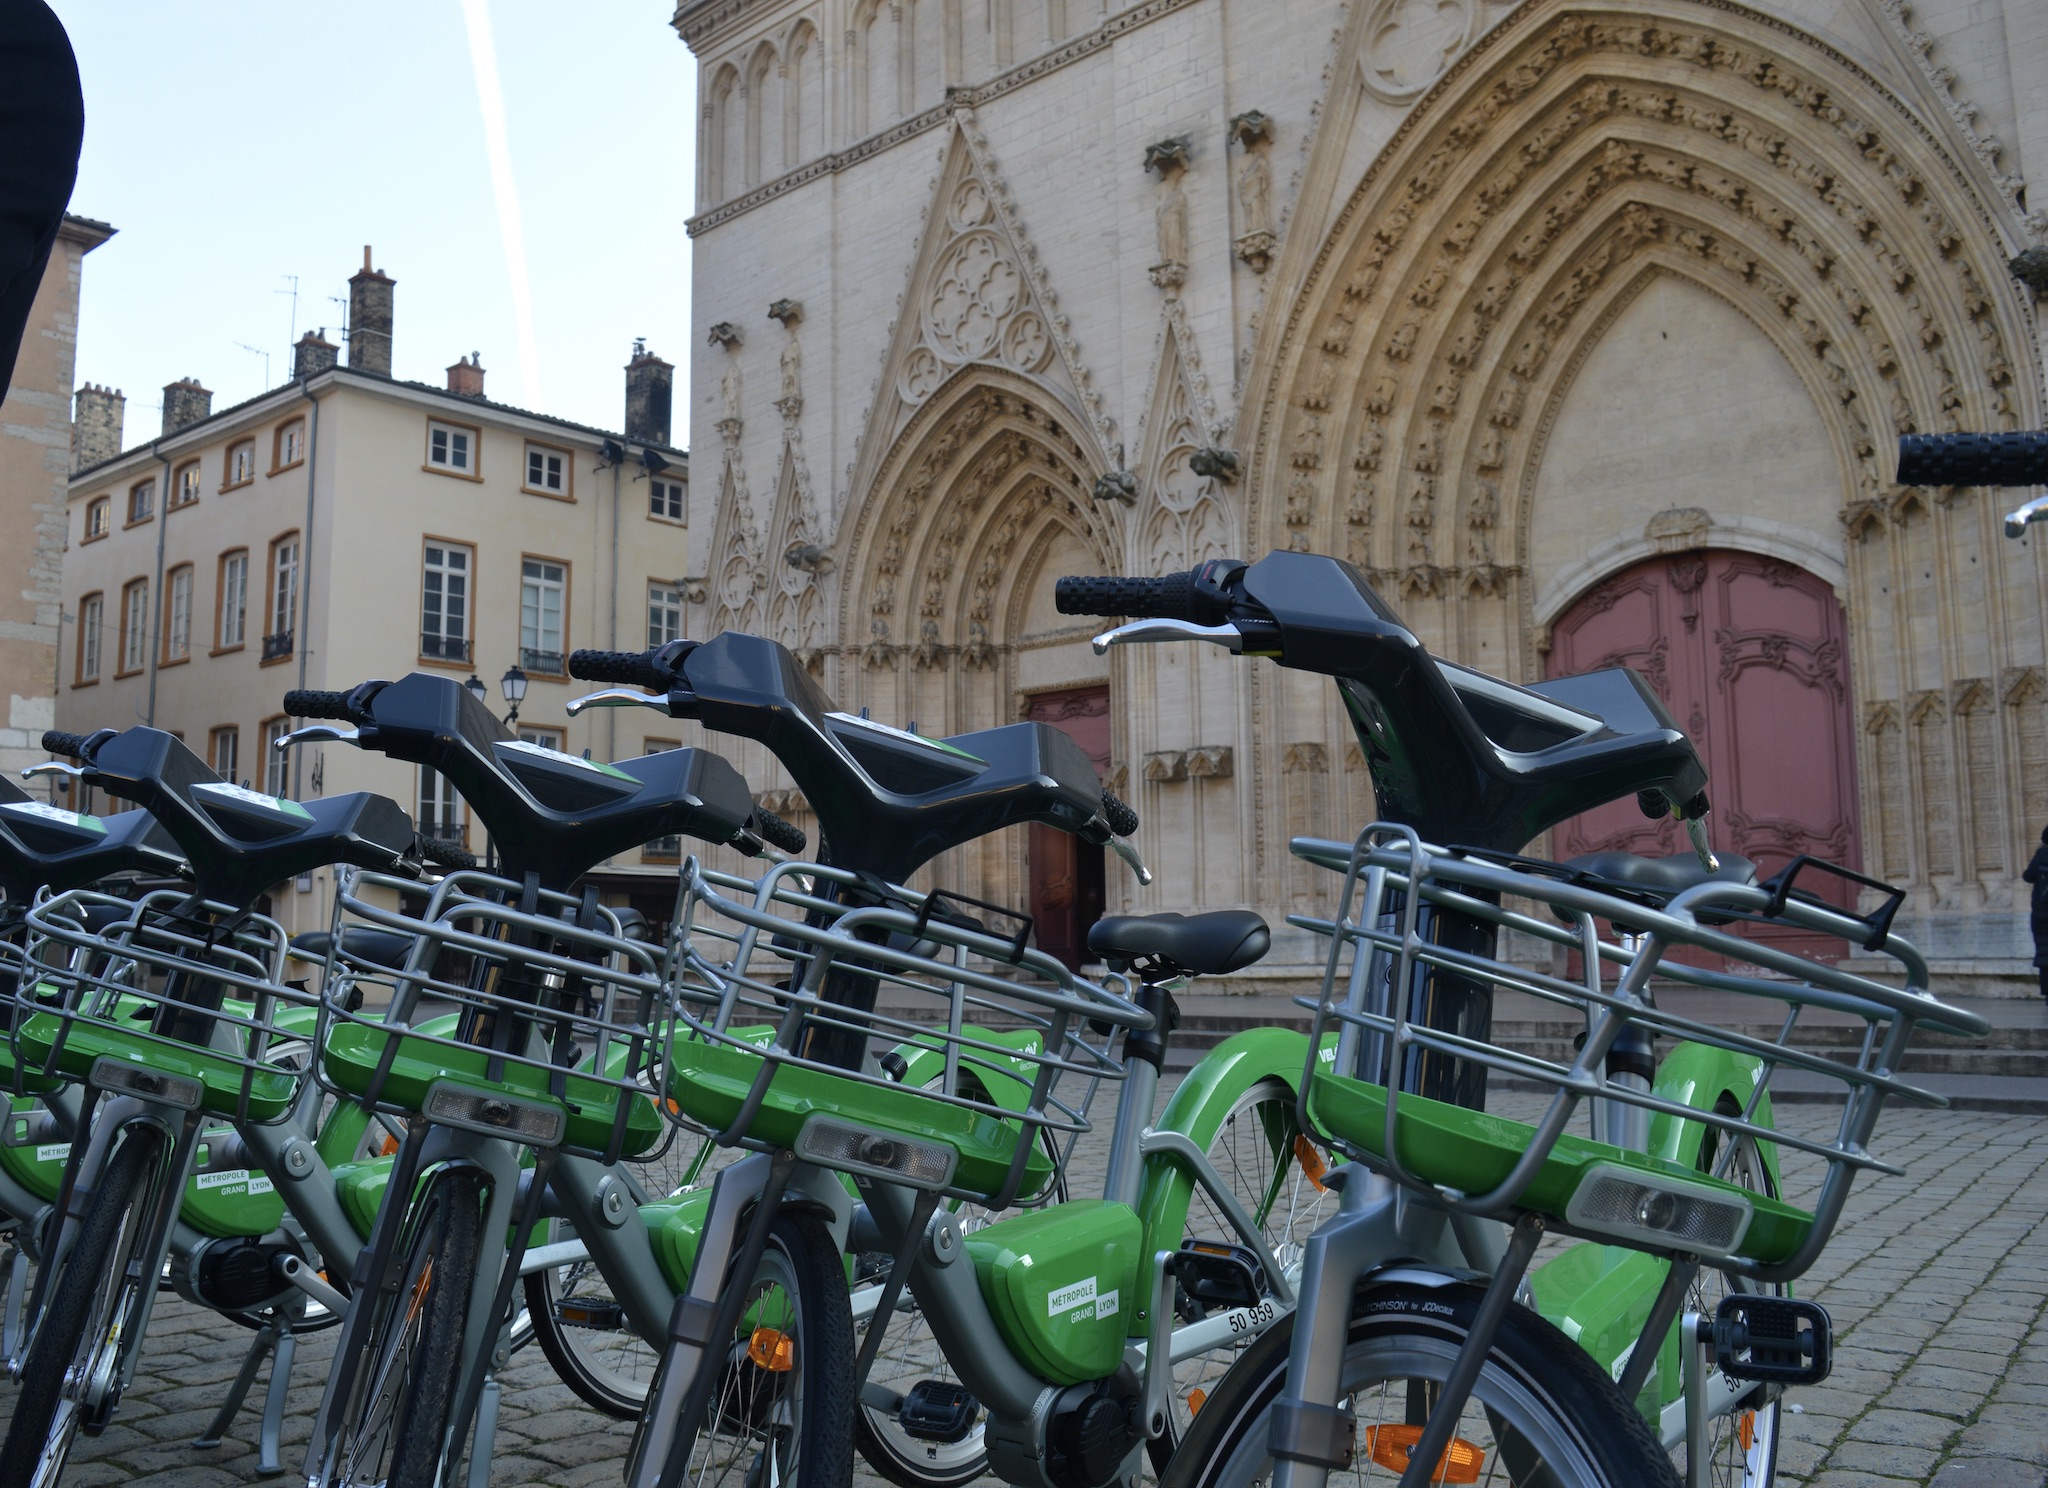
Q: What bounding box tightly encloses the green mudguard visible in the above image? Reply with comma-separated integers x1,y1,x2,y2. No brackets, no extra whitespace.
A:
1529,1040,1782,1420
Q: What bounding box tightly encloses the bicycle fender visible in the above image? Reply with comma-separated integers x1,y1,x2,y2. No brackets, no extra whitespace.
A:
1644,1039,1783,1196
1132,1027,1316,1319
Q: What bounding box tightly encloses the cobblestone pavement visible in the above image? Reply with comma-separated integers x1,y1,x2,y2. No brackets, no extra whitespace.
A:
1,1095,2041,1488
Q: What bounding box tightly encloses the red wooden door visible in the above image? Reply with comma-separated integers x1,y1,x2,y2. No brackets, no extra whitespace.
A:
1548,551,1859,956
1024,686,1110,971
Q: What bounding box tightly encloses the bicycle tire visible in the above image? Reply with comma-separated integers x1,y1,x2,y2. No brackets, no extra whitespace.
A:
0,1125,168,1488
675,1210,854,1488
331,1165,483,1488
1160,1281,1680,1488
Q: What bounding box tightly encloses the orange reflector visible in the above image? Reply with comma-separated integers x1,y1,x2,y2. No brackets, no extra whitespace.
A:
748,1327,795,1372
378,1134,400,1157
1294,1135,1329,1192
1188,1388,1207,1417
1363,1424,1484,1483
1738,1410,1755,1452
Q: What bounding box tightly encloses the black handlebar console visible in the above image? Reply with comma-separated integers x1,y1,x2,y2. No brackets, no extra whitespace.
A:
568,635,1135,883
0,773,187,903
299,672,759,890
1896,431,2048,489
1061,552,1706,856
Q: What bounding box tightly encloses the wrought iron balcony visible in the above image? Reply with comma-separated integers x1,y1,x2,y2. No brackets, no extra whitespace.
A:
421,632,472,663
260,630,293,662
520,647,564,676
642,835,683,862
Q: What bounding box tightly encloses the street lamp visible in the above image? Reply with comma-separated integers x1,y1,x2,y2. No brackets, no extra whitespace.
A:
463,674,487,706
500,664,529,728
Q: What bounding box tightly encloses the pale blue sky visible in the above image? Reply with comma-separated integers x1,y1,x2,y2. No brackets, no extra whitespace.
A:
51,1,698,441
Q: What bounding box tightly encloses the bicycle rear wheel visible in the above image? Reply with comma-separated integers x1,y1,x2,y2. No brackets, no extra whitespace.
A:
0,1124,169,1488
330,1165,483,1488
1690,1114,1784,1488
1161,1281,1680,1488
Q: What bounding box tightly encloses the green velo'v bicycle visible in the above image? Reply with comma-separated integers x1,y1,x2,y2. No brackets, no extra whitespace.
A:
1055,551,1989,1488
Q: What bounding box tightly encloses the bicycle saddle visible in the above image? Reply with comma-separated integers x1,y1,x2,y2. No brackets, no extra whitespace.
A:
1564,850,1757,898
1087,910,1270,977
287,927,416,970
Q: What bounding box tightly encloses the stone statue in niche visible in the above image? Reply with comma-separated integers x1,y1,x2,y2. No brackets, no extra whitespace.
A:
1405,476,1436,565
1153,174,1190,289
1465,479,1499,564
720,359,744,428
778,334,802,409
1234,149,1274,272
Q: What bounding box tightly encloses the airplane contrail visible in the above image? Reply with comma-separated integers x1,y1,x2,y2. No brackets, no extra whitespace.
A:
458,0,541,409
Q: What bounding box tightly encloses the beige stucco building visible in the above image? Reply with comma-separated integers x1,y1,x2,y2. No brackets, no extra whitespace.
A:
60,254,689,932
671,0,2048,991
0,213,113,781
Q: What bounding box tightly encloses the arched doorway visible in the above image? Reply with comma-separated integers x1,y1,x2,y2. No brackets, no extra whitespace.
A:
1548,550,1860,950
1024,685,1110,970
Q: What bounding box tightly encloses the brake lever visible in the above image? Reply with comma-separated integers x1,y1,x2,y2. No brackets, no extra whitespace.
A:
1109,835,1153,887
565,687,673,718
2004,493,2048,538
1684,815,1721,873
275,724,360,750
21,761,84,781
1091,619,1244,657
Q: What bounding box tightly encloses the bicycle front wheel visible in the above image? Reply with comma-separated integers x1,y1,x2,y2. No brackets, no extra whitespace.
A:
331,1165,483,1488
0,1124,169,1488
674,1210,854,1488
1162,1281,1680,1488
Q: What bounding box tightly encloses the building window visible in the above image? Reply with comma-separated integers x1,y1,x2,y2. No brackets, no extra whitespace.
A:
417,765,466,846
420,541,472,663
261,717,291,798
648,583,683,649
649,477,685,522
426,420,476,475
643,737,683,859
83,496,110,541
519,557,567,675
211,725,240,786
76,592,103,683
273,418,306,472
216,549,248,650
224,439,256,489
518,726,565,751
264,534,299,663
523,441,570,497
126,479,154,525
163,564,193,664
118,578,149,676
172,461,201,508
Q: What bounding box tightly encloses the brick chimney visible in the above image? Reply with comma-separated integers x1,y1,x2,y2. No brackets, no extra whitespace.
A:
161,377,212,436
348,246,395,377
294,327,340,379
624,338,673,446
446,352,485,399
71,384,124,471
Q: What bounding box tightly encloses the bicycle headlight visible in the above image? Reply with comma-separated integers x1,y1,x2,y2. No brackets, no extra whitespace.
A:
796,1115,956,1188
90,1055,203,1109
1564,1163,1753,1259
422,1081,567,1146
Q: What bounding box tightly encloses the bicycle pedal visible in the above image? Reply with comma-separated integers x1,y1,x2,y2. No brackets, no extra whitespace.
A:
1174,1240,1266,1310
555,1298,626,1330
899,1379,980,1443
1712,1295,1831,1386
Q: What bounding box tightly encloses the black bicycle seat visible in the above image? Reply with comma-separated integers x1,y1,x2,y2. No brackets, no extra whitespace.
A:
1087,910,1270,976
1564,850,1757,898
288,926,416,970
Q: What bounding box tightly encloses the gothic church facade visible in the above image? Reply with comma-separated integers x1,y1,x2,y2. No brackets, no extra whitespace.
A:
672,0,2048,989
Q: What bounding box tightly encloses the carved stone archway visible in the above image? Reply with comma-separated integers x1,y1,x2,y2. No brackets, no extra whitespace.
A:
1244,0,2041,919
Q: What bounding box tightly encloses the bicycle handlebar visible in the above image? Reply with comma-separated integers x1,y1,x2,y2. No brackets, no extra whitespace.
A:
284,689,357,721
41,730,92,760
1101,789,1138,838
1055,573,1200,621
569,647,675,691
413,833,476,872
751,807,808,855
1896,432,2048,488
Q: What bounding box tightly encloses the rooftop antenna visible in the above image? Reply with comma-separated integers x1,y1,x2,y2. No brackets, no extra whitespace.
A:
277,274,300,358
233,340,272,390
328,292,350,348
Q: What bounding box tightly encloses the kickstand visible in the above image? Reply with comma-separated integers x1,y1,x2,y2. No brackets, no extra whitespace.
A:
195,1311,297,1475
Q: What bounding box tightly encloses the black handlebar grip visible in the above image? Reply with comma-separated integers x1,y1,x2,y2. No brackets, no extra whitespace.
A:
568,649,671,691
413,834,477,872
751,807,809,856
40,730,91,760
284,689,357,721
1897,432,2048,489
1053,572,1199,621
1100,789,1139,838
